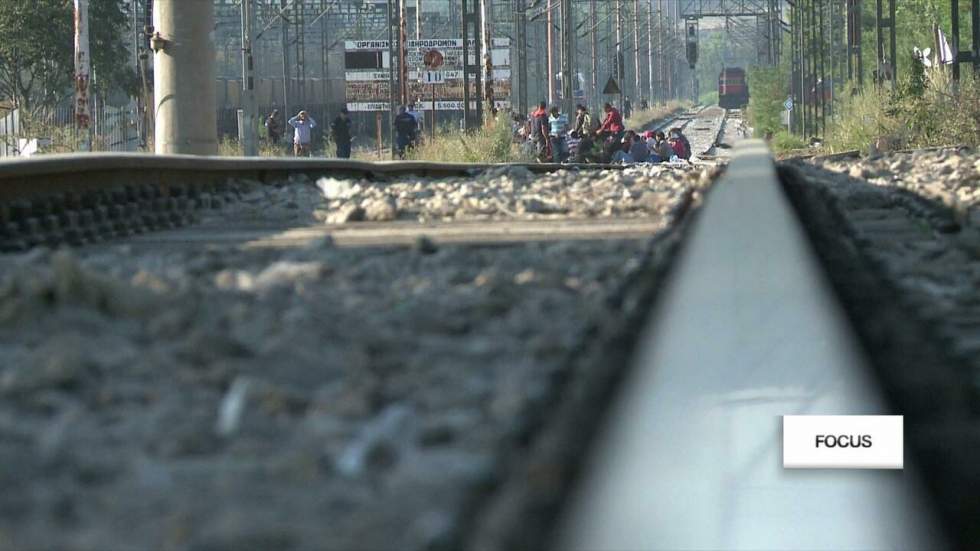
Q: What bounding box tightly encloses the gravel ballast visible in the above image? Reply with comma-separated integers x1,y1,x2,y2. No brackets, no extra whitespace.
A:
0,164,709,550
782,147,980,547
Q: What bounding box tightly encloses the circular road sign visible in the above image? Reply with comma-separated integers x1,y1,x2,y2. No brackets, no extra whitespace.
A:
424,49,444,69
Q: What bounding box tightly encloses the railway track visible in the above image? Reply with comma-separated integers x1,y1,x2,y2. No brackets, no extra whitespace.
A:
0,109,724,550
4,109,974,549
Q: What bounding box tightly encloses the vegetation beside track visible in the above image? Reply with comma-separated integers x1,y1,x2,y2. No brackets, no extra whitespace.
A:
745,0,979,156
404,117,530,163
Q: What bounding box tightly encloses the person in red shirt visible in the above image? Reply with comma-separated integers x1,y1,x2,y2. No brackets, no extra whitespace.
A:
529,102,551,162
598,102,624,135
597,103,625,162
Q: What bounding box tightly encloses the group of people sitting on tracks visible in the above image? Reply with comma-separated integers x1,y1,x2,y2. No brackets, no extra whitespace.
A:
515,102,691,165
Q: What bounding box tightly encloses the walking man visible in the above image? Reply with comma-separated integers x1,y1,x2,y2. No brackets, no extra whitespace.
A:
288,110,317,157
330,107,352,159
264,109,283,146
529,102,550,162
394,106,418,159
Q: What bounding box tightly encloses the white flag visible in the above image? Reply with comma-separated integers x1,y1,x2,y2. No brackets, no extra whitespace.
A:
936,26,955,65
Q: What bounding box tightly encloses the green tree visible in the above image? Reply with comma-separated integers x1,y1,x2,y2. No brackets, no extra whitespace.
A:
746,64,790,138
858,0,975,85
0,0,134,118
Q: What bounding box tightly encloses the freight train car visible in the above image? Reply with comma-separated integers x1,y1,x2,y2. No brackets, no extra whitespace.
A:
718,67,749,109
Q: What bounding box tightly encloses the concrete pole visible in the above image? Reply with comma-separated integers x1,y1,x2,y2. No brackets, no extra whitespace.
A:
240,0,258,156
281,0,290,116
632,0,641,102
561,0,574,115
615,0,624,108
74,0,92,152
547,4,555,105
658,0,664,103
399,0,408,105
647,2,653,103
152,0,217,155
590,0,598,111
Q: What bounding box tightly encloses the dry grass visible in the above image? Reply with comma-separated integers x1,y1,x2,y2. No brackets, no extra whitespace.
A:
827,70,980,153
406,117,530,163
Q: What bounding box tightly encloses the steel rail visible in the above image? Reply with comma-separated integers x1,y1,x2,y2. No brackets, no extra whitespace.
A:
0,153,624,203
554,139,945,550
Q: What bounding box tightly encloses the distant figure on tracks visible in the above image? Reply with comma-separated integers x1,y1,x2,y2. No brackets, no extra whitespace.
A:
264,109,283,147
288,110,317,157
623,96,633,119
394,106,418,159
330,107,352,159
530,102,550,162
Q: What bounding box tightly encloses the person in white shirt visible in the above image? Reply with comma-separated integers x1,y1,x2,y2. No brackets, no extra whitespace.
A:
288,110,317,157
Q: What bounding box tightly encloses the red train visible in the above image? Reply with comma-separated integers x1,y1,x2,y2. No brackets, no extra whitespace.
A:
718,67,749,109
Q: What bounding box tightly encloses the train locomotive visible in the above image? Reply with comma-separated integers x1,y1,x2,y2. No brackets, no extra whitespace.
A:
718,67,749,109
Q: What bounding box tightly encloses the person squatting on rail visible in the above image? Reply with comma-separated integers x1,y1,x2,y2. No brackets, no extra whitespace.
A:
288,110,317,157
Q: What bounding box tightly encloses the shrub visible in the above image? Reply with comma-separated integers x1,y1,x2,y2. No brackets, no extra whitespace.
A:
771,130,808,153
407,116,529,163
746,65,789,139
826,69,979,152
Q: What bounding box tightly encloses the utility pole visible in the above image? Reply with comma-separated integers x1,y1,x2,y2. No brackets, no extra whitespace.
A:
280,0,290,116
417,0,422,40
462,0,482,127
131,0,140,149
74,0,92,152
294,4,305,108
615,0,624,108
240,0,258,156
547,1,555,104
632,0,641,102
482,0,493,114
388,0,398,156
152,0,217,154
399,0,408,105
516,0,529,114
590,0,598,111
657,0,667,101
561,0,574,114
647,2,653,103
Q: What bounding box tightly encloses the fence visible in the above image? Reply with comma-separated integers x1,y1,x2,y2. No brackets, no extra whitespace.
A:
0,103,141,157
